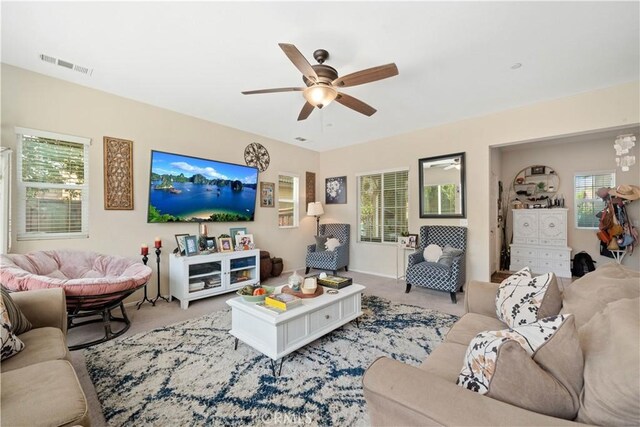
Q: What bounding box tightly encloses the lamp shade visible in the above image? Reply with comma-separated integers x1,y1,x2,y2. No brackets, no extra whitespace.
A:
307,201,324,216
303,85,337,108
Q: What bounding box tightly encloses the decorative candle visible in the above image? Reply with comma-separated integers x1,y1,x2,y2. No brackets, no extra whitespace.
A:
141,244,149,256
154,237,162,248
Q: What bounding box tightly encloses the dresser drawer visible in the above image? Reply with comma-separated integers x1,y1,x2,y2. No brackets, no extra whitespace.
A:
510,257,537,267
309,304,341,333
554,261,570,271
526,238,539,245
539,249,570,260
513,237,526,244
511,247,539,258
539,238,566,246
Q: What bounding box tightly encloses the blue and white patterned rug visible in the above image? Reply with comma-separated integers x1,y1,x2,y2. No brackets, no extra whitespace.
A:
86,295,458,426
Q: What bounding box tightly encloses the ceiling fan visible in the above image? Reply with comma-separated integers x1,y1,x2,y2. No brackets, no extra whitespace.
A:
241,43,399,121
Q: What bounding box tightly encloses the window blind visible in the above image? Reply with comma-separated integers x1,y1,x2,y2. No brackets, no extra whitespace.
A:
574,172,615,229
358,169,408,243
16,129,90,240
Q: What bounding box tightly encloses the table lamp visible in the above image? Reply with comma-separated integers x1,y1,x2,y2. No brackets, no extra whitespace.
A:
307,201,324,235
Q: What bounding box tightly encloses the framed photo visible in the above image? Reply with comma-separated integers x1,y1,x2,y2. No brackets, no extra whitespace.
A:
235,233,254,250
326,176,347,204
218,237,234,253
175,233,190,255
205,237,217,252
260,182,275,207
530,165,545,175
398,236,409,247
184,235,199,256
230,227,247,238
406,234,418,249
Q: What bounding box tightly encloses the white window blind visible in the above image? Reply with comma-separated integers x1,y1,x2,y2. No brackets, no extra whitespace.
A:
16,127,90,240
278,173,299,228
358,169,408,243
574,171,615,229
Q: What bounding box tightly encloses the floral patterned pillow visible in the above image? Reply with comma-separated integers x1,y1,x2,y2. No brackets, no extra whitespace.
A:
457,314,583,419
495,267,562,327
1,297,25,361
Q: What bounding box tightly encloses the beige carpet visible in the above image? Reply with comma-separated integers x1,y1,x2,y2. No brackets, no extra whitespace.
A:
69,271,465,426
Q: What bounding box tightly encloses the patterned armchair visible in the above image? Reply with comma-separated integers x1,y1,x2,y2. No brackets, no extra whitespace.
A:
405,225,467,303
305,223,350,275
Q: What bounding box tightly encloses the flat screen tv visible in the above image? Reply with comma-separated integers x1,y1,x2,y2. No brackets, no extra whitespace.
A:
147,150,259,223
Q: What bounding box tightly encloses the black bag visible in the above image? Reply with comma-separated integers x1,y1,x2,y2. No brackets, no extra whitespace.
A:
572,251,596,277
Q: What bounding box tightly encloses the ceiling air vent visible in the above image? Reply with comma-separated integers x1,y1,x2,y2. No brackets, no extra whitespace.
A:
39,54,93,76
294,137,307,142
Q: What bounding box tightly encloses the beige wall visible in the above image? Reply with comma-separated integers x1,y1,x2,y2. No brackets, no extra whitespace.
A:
499,130,640,271
319,81,640,281
1,64,320,296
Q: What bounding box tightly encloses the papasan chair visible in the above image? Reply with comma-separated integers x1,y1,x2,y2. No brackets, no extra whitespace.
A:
0,250,152,350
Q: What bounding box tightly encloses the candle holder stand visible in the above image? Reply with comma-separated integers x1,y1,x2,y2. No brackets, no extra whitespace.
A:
136,254,154,309
151,247,169,304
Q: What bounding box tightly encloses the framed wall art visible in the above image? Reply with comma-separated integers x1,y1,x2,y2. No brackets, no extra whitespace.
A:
306,171,316,207
103,136,134,210
260,182,275,207
184,235,199,256
326,176,347,204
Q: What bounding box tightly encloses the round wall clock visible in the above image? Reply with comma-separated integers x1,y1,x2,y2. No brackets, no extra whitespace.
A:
244,142,270,172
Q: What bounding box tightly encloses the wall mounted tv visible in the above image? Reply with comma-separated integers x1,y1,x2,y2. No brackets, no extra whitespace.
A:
147,150,259,223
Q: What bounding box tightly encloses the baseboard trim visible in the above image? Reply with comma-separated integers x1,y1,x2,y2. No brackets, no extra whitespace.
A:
348,269,397,279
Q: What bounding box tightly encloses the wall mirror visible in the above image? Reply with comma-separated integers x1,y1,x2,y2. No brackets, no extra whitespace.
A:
419,152,466,218
512,165,559,207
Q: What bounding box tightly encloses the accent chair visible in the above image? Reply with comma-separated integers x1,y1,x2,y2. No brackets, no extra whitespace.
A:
305,223,350,275
405,225,467,303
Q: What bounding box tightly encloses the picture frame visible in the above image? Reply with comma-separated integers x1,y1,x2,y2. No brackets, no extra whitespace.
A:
235,233,254,250
325,176,347,204
398,236,409,247
305,171,316,208
229,227,247,238
530,165,546,175
407,234,418,249
175,233,190,255
260,182,275,208
184,235,199,256
205,237,217,252
218,237,234,253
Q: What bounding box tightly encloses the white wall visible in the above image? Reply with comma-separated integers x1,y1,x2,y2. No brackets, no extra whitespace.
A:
319,81,640,281
499,130,640,271
1,64,320,296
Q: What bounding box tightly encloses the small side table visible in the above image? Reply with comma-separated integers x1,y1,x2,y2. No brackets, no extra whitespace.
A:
396,245,416,281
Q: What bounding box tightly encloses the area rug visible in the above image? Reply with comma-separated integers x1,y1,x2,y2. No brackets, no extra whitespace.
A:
86,295,458,426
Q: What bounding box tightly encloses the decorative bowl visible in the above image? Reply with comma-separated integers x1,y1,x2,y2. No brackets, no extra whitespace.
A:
237,286,275,302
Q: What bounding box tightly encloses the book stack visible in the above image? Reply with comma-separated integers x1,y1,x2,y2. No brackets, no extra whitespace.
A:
264,293,302,311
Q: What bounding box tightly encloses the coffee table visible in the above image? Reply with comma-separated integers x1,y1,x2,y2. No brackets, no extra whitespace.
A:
227,284,365,375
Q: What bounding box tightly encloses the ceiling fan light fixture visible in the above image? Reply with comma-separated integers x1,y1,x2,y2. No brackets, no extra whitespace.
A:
303,84,338,108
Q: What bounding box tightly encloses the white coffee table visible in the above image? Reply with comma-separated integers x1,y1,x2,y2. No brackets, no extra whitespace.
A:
227,284,365,375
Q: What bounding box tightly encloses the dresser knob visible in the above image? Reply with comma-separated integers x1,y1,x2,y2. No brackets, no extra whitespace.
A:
549,223,555,228
523,222,529,227
325,315,330,320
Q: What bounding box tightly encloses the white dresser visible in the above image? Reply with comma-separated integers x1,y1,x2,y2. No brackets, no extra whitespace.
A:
510,208,572,278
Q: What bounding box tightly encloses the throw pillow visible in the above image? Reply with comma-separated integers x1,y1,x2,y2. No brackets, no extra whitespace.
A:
325,238,341,252
314,235,333,250
495,267,562,327
457,315,582,419
423,244,442,262
437,245,464,267
1,297,25,361
0,287,32,335
576,297,640,426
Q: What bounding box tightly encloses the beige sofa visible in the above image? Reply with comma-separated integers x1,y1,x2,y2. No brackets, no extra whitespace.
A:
1,288,89,427
363,263,640,426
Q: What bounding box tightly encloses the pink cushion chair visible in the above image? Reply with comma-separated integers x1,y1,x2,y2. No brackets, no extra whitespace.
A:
0,250,152,349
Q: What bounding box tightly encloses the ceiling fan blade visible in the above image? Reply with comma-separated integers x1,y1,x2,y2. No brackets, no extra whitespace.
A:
333,63,399,88
279,43,318,83
297,102,315,121
335,93,377,116
241,87,304,95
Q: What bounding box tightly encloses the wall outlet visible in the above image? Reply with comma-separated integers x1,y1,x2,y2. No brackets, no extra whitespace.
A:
460,219,468,226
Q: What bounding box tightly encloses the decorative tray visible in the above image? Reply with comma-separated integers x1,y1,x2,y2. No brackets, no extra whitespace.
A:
281,285,324,299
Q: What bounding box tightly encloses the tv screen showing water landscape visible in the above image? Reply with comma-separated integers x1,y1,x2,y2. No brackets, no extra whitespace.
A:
147,150,259,223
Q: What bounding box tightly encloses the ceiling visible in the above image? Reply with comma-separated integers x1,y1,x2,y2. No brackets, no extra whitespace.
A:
2,2,639,152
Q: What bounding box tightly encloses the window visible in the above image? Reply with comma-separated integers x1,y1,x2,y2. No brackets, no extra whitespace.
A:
16,127,90,240
357,168,409,243
278,173,299,227
574,171,615,229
